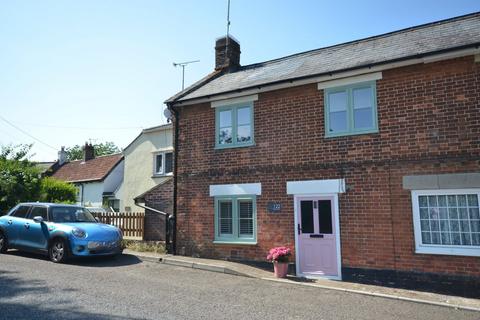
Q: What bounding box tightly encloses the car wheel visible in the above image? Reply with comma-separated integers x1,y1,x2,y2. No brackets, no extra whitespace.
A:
49,239,69,263
0,231,8,253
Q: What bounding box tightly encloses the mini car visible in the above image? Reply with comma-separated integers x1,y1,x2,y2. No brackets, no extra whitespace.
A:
0,203,123,263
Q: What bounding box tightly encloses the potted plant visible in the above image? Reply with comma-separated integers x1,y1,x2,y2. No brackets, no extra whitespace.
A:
267,246,291,278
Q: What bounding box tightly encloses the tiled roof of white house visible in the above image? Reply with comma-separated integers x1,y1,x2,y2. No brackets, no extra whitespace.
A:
166,12,480,104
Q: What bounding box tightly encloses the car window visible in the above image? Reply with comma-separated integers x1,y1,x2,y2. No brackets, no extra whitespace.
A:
50,207,96,223
11,206,31,218
29,206,48,221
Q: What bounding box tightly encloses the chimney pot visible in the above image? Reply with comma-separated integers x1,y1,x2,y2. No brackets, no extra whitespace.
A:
58,146,67,165
215,35,241,72
83,143,95,162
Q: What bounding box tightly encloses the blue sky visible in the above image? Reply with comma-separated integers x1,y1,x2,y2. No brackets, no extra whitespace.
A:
1,0,479,161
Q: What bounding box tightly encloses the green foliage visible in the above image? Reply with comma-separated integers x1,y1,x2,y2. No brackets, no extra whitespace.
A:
0,144,78,213
0,143,34,161
65,142,120,161
39,177,77,204
0,144,41,213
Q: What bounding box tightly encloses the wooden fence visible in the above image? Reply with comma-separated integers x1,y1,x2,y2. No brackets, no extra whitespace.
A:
93,212,145,240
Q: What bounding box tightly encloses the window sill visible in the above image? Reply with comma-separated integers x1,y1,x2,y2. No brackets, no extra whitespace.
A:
213,240,257,245
215,142,255,150
415,246,480,257
325,129,378,139
152,173,173,178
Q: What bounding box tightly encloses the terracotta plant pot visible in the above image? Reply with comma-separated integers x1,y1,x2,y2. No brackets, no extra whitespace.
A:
273,262,289,278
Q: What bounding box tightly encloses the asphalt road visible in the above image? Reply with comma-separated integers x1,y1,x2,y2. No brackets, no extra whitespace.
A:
0,251,478,320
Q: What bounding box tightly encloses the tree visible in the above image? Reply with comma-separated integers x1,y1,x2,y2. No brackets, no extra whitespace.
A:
0,144,41,213
0,144,78,213
39,177,77,204
65,141,120,161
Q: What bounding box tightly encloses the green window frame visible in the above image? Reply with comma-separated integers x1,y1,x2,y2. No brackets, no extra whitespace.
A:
324,81,378,137
214,195,257,244
215,102,255,149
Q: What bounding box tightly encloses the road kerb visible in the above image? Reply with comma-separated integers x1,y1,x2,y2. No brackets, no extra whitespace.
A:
261,277,480,313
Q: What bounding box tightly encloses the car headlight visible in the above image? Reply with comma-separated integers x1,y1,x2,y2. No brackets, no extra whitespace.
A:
72,228,86,238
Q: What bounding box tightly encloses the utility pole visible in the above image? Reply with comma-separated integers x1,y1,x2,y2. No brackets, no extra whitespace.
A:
173,60,200,90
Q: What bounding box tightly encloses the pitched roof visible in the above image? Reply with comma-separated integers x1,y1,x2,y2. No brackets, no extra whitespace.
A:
51,154,123,183
123,123,172,153
166,12,480,104
35,162,56,173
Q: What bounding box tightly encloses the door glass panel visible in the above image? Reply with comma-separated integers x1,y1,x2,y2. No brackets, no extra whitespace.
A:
30,207,48,220
300,201,314,234
318,200,333,234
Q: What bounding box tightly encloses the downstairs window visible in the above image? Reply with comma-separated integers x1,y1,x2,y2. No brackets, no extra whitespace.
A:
411,189,480,257
214,195,256,244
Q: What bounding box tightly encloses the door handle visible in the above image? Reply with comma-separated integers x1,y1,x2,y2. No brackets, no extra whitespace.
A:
24,223,30,229
297,224,301,235
8,220,12,225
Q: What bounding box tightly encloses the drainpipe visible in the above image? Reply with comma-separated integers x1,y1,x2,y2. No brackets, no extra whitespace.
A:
80,184,84,206
167,103,179,255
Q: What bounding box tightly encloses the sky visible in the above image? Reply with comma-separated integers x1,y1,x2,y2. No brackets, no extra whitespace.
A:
1,0,479,161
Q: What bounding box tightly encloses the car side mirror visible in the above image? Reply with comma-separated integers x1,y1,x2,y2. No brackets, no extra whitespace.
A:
94,217,100,223
33,216,44,223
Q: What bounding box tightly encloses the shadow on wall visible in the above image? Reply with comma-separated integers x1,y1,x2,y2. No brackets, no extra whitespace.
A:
0,270,143,320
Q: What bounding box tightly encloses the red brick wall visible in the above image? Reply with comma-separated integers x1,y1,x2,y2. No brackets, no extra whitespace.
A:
143,178,173,241
174,56,480,276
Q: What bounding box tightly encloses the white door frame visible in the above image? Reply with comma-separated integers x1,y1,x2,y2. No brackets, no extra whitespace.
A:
293,193,342,280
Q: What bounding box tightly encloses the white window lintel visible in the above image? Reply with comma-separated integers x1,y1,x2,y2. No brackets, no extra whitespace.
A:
317,72,382,90
211,94,258,108
210,183,261,196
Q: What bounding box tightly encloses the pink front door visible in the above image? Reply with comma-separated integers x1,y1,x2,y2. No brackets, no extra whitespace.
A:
297,197,338,277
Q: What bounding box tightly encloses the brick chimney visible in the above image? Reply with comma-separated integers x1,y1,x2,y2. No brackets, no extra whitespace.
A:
58,146,67,165
215,35,240,71
83,142,95,162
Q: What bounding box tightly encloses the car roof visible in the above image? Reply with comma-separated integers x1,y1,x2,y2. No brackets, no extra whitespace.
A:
16,202,83,208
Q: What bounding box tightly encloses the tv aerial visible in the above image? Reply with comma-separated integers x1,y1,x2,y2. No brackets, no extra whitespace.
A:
173,60,200,90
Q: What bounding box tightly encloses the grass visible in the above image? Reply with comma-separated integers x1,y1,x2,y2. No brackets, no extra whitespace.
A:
122,240,166,254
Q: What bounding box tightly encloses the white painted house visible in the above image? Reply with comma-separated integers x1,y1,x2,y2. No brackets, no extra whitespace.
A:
51,144,124,210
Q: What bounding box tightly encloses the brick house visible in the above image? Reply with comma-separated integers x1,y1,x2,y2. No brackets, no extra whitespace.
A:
165,13,480,295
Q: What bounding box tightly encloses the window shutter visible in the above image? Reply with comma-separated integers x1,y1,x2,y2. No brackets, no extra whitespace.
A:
238,200,253,236
219,200,233,236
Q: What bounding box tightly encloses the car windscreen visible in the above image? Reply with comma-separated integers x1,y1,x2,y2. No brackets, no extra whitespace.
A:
50,207,96,223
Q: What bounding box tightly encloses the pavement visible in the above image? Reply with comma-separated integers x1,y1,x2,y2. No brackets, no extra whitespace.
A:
1,250,479,320
124,249,480,312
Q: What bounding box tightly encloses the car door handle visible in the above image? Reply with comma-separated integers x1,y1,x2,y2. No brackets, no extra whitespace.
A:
8,220,12,225
24,223,30,229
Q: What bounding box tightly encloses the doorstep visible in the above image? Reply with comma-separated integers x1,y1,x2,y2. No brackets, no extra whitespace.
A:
124,250,480,312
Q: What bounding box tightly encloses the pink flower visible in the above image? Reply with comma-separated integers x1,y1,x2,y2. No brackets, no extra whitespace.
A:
266,246,291,262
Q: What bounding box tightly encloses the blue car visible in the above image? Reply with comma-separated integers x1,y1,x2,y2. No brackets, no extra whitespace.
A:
0,203,123,263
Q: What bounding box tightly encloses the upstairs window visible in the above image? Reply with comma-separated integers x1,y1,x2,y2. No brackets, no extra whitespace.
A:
215,103,254,149
324,81,378,137
154,152,173,176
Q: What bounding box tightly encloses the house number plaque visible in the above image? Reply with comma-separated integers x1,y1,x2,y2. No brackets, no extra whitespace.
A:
267,202,282,213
